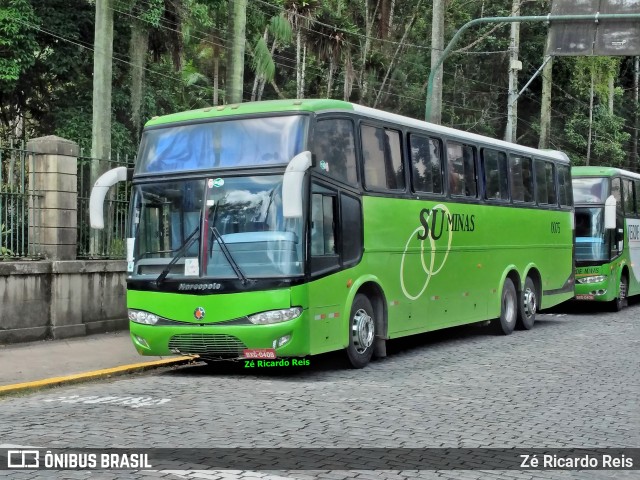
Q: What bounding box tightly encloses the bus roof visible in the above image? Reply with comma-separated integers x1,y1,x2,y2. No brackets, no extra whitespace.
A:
144,99,569,163
572,166,640,181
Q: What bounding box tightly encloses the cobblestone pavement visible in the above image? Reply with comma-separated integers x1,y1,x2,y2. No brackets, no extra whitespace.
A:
1,301,638,480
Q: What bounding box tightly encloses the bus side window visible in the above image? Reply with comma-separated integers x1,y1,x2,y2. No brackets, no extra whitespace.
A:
310,184,339,275
557,164,573,207
481,148,508,200
612,178,622,204
509,155,533,203
534,160,556,205
311,119,358,185
622,178,635,214
447,141,476,197
636,180,640,214
409,134,443,194
361,125,405,191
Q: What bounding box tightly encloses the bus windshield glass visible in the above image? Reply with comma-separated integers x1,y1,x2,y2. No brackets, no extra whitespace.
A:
136,115,308,174
131,175,304,279
575,207,611,262
573,177,609,204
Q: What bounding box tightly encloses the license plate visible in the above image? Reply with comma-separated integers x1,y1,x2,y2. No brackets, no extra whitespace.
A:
575,294,595,300
243,349,276,359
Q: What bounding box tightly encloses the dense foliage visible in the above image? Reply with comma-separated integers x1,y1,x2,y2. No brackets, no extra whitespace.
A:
1,0,639,169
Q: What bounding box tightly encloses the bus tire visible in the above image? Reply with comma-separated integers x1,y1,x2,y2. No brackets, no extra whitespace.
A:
612,274,628,312
493,278,517,335
346,294,376,369
516,276,537,330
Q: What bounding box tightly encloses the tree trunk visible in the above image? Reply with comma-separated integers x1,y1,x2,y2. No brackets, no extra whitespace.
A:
374,3,421,108
538,55,553,149
327,57,335,98
252,27,269,101
633,56,639,170
300,44,307,99
213,55,219,105
586,69,595,166
258,38,279,101
225,0,247,104
296,29,302,98
429,0,445,124
379,0,391,39
608,75,614,115
359,0,380,103
130,21,148,139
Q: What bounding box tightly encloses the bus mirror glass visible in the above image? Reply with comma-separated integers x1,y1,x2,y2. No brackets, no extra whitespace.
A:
604,195,616,230
283,151,312,218
90,167,128,229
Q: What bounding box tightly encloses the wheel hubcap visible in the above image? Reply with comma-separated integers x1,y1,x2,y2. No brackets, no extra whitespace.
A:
523,288,536,317
352,308,374,354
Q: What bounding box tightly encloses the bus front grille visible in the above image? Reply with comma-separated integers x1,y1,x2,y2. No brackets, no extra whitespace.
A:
168,334,246,357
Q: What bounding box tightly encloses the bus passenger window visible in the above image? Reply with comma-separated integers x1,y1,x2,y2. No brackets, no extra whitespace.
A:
361,125,405,191
535,160,556,205
409,134,443,194
557,165,572,207
311,192,336,256
623,179,635,214
311,119,358,184
612,178,622,203
482,149,508,200
509,155,533,203
447,142,476,197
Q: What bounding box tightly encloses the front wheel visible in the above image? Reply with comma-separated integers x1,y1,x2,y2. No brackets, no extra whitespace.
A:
346,294,376,369
516,277,537,330
492,278,517,335
612,275,628,312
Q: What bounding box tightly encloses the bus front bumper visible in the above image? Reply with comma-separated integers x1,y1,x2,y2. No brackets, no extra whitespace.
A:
129,315,310,359
574,278,612,301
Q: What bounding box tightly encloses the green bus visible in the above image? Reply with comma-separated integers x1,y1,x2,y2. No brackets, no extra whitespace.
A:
90,99,574,368
572,166,640,310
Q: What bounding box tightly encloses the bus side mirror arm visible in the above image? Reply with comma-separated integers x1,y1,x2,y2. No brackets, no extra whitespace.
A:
89,167,128,229
282,151,312,219
604,195,616,230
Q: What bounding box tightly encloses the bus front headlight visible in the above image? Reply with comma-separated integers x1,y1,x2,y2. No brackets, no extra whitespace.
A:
128,309,159,325
577,275,606,284
248,307,303,325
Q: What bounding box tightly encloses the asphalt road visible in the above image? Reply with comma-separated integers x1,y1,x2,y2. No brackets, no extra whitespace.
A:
1,300,638,480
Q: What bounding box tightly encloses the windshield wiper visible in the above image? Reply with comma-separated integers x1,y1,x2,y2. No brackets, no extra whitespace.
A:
155,225,200,286
210,226,251,286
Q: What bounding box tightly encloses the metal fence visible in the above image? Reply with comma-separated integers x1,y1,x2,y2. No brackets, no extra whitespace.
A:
0,139,39,259
1,136,133,260
77,151,134,259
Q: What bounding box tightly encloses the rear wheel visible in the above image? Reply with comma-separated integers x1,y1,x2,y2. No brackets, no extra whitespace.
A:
516,277,537,330
493,278,517,335
346,294,376,369
612,274,628,312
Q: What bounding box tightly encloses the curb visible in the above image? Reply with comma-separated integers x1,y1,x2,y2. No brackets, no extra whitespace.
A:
0,356,198,396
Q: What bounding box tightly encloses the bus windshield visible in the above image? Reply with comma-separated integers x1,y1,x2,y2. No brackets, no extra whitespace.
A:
136,115,308,174
575,207,611,262
130,175,304,279
573,177,609,204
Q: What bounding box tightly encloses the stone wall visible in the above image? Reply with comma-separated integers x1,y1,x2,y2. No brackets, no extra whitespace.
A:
0,260,127,343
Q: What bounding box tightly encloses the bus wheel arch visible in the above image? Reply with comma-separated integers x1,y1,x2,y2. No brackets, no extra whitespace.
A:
517,268,541,330
346,282,387,368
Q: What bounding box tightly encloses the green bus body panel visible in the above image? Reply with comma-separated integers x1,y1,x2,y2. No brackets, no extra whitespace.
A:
572,166,640,303
145,99,353,127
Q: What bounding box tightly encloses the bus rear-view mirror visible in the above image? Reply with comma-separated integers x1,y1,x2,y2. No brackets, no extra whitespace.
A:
282,151,312,219
604,195,616,230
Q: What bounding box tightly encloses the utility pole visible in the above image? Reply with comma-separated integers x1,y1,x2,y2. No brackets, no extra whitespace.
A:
633,56,639,171
505,0,521,143
429,0,445,124
226,0,247,104
90,0,114,256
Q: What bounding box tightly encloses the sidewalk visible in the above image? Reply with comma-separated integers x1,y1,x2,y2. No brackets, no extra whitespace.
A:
0,330,195,394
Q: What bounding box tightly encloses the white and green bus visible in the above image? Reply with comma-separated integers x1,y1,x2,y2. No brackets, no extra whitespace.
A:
90,99,575,368
573,166,640,310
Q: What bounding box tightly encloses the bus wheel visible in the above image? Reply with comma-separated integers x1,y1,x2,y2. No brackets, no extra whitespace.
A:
516,277,537,330
346,294,376,369
612,275,628,312
493,278,517,335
